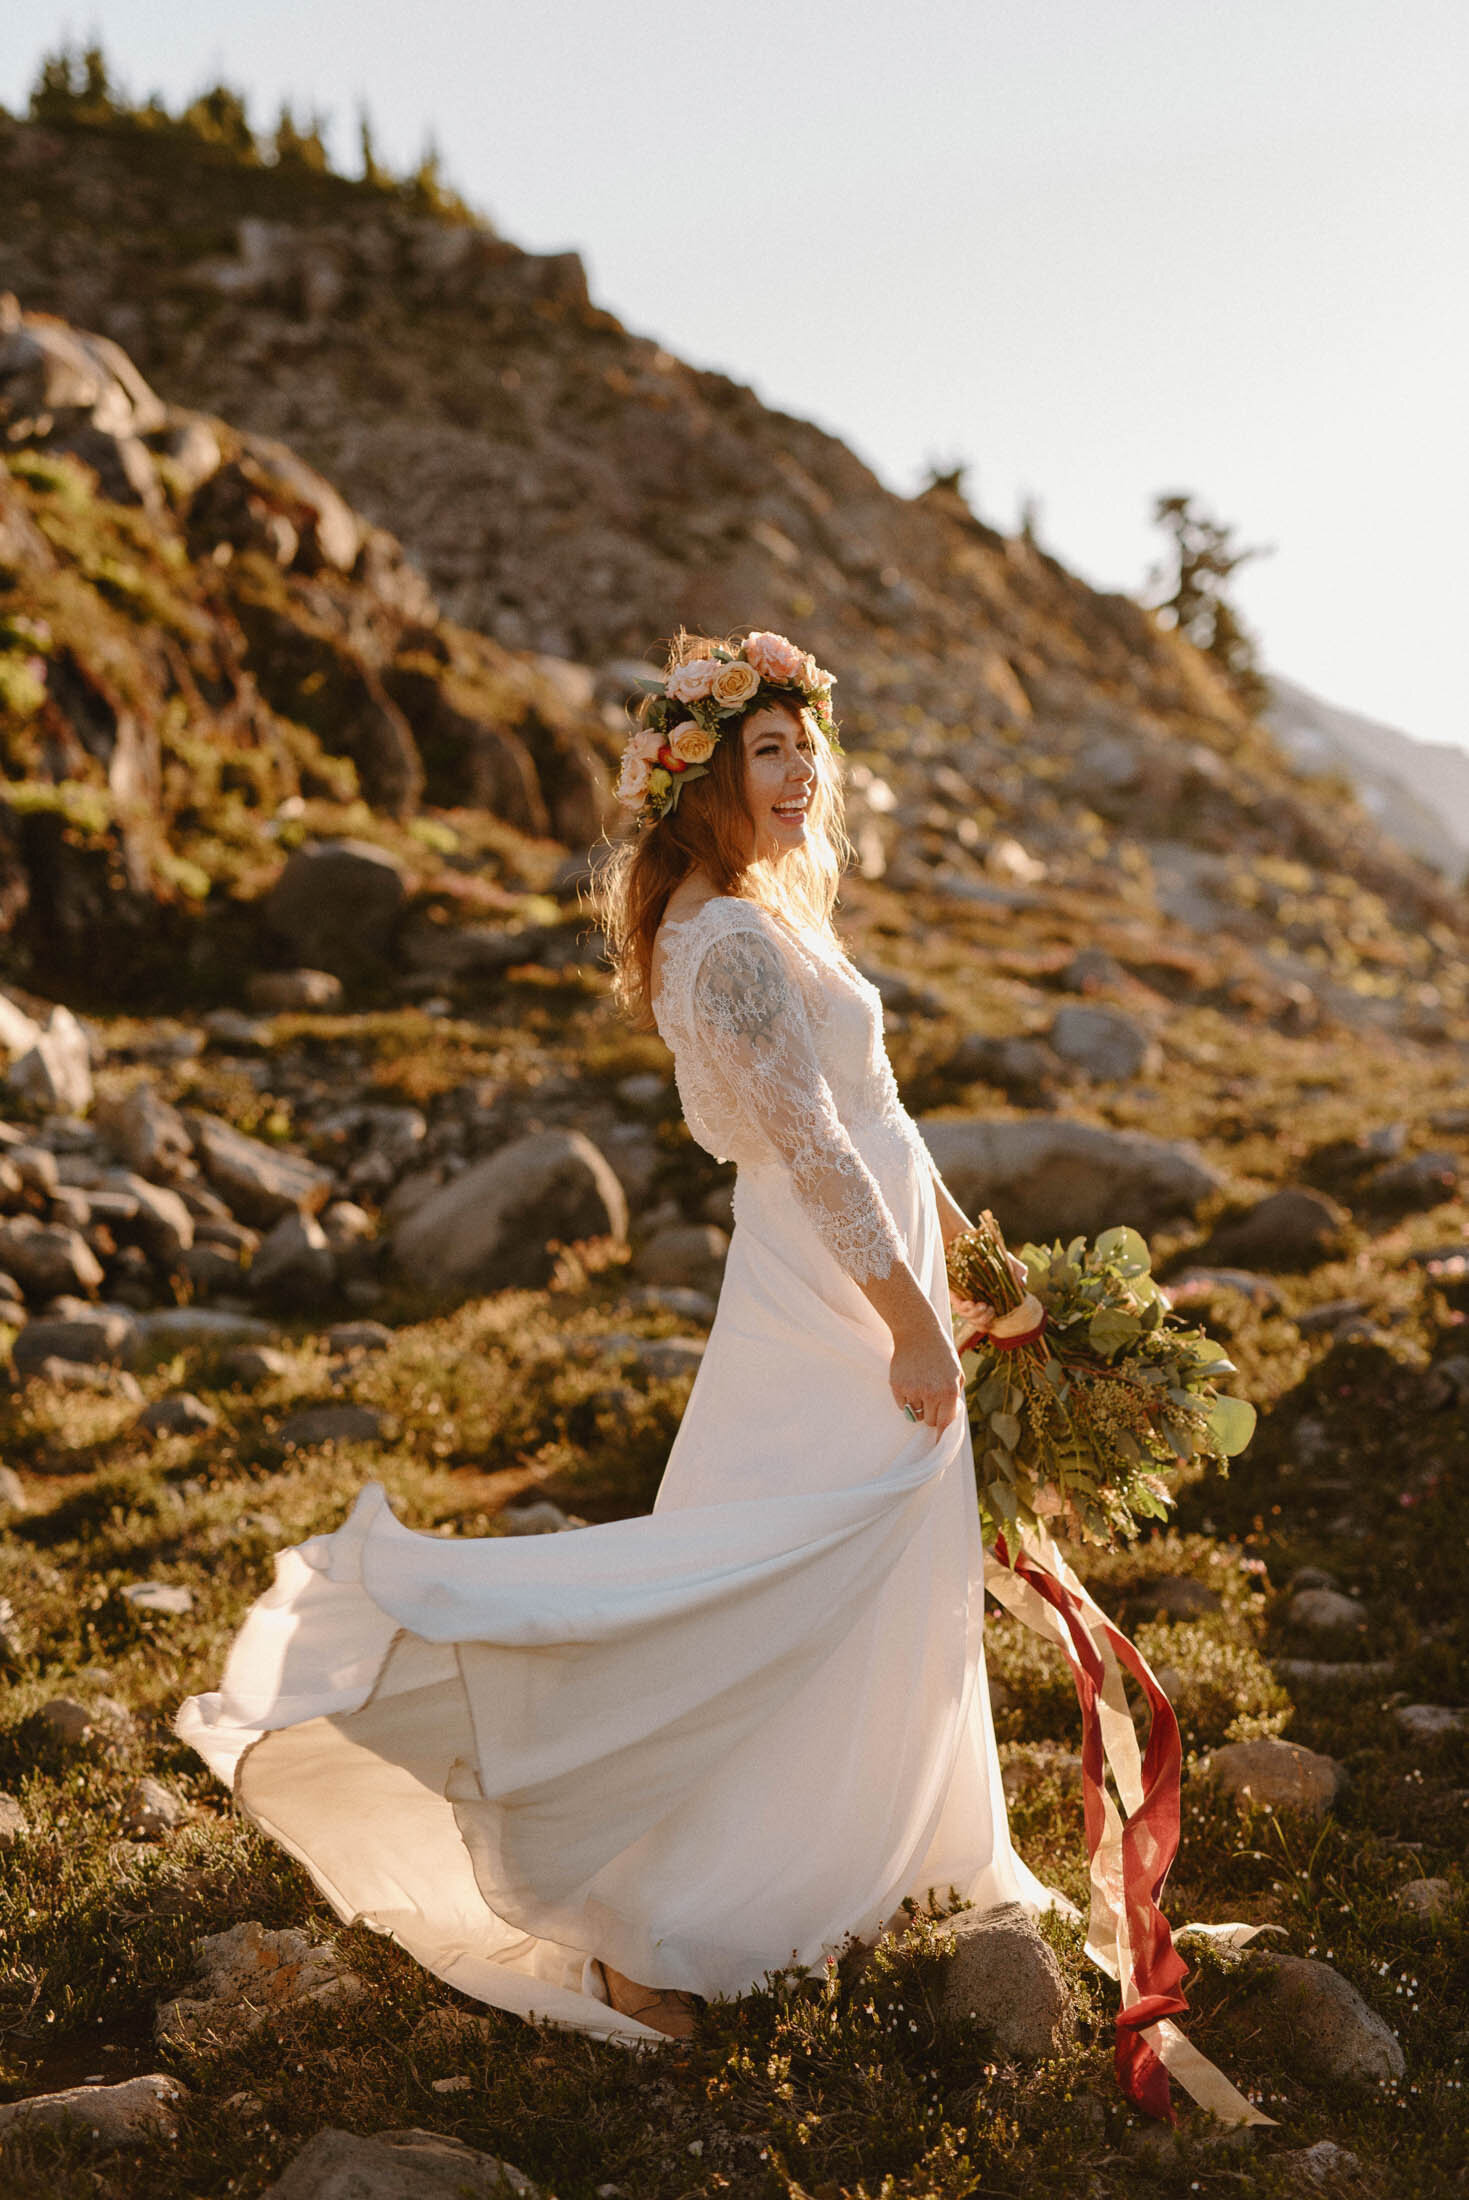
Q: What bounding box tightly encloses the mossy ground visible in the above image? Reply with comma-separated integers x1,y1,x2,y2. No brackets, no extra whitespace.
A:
1,943,1466,2199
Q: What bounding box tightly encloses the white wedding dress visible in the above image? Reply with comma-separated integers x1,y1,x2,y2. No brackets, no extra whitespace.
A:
176,894,1049,2042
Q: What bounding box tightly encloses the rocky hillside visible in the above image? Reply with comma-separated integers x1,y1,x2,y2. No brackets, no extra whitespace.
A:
0,296,621,999
3,102,1467,979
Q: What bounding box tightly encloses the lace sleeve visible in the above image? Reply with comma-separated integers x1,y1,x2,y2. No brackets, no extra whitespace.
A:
690,923,907,1284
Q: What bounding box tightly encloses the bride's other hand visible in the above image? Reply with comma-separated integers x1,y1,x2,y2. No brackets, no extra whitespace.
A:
887,1316,964,1438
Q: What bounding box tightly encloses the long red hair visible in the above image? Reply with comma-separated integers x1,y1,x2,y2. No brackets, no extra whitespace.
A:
597,629,853,1031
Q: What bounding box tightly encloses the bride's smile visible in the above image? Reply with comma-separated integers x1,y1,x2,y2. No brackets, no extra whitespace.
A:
742,702,819,857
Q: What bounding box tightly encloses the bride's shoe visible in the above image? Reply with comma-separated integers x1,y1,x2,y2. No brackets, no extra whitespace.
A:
594,1958,700,2040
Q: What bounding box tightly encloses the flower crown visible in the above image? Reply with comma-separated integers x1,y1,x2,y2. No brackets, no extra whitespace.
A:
615,630,840,827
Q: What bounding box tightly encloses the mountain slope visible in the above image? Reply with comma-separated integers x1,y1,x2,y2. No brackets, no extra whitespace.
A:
1,106,1466,1043
1267,673,1469,886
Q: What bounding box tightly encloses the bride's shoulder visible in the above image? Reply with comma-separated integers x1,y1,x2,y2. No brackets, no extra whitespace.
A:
656,891,779,952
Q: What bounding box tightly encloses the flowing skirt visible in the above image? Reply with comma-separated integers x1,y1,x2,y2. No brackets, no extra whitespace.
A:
175,1117,1050,2041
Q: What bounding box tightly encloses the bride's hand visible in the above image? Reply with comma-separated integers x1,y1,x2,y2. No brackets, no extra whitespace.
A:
889,1319,965,1438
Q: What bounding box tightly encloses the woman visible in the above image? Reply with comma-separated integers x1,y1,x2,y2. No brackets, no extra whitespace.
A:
175,626,1051,2048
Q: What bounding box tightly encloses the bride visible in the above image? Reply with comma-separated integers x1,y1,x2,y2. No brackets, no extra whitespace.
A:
175,626,1051,2048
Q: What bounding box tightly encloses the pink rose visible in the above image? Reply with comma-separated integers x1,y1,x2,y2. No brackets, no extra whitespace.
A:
710,661,760,707
665,656,722,703
743,630,805,683
615,749,652,806
629,725,665,763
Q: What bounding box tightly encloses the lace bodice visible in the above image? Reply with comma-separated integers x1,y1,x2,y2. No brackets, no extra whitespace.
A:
650,896,920,1283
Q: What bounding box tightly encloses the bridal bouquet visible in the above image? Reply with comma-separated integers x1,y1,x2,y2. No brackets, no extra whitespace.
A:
946,1211,1256,1548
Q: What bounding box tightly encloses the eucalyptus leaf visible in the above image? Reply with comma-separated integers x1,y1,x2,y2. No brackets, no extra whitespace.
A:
1088,1307,1141,1357
1095,1225,1151,1274
1205,1393,1257,1456
989,1410,1022,1449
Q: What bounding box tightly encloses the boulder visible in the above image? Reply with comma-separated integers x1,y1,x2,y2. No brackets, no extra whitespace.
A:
39,1694,132,1749
1194,1738,1345,1818
247,968,345,1013
1127,1576,1223,1621
265,840,408,979
0,2073,185,2149
8,1141,60,1196
279,1403,384,1448
0,1214,104,1296
1287,1588,1369,1636
620,1284,718,1322
1362,1150,1460,1214
119,1581,194,1616
133,1306,274,1350
0,988,42,1057
320,1201,376,1249
632,1222,729,1296
121,1775,187,1838
224,1343,292,1386
179,1243,244,1297
187,1110,334,1224
1395,1703,1468,1742
12,1307,138,1374
249,1210,336,1309
1271,1659,1394,1688
5,1003,94,1114
942,1032,1065,1102
261,2127,538,2200
393,1129,628,1295
916,1116,1224,1242
1278,2140,1362,2186
501,1499,583,1535
1252,1954,1404,2087
326,1320,393,1354
1046,1003,1160,1080
101,1086,206,1188
103,1170,195,1261
1197,1187,1350,1273
933,1901,1071,2055
28,1356,143,1399
1000,1744,1084,1803
1396,1876,1452,1918
156,1921,364,2050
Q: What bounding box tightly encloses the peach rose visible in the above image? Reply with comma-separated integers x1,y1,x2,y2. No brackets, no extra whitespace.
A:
743,630,805,683
710,661,760,707
629,724,665,763
615,749,652,805
670,721,717,763
665,656,722,703
802,654,835,694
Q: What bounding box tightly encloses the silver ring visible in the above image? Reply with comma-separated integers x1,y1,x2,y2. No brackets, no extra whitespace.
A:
903,1402,920,1422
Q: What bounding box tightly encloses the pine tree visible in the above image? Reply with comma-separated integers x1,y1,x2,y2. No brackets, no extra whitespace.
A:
358,104,390,189
1147,491,1272,714
29,44,82,120
180,83,257,157
272,100,330,171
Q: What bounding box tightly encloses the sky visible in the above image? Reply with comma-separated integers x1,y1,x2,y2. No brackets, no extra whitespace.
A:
7,2,1468,753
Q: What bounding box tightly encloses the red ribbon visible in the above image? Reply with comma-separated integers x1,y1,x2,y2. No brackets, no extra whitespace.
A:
994,1533,1189,2122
